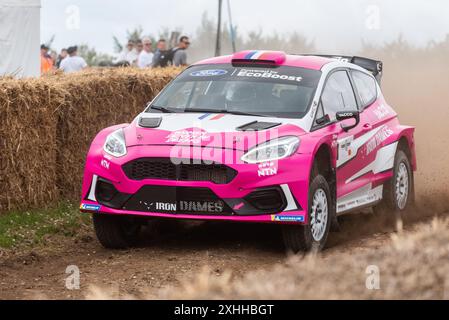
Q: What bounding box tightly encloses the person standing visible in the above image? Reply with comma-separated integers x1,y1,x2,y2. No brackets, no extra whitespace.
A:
172,36,190,67
151,39,169,68
40,44,54,74
137,38,153,69
116,40,138,65
55,48,68,69
135,39,143,54
59,46,87,74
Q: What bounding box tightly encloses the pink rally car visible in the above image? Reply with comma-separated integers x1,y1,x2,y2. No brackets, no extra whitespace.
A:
80,50,416,252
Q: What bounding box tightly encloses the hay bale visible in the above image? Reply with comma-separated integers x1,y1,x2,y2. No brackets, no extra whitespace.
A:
0,78,63,211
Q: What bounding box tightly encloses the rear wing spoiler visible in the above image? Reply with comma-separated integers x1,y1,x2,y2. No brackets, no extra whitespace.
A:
297,54,383,83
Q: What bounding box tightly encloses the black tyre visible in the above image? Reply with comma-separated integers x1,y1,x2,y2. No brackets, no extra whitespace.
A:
92,213,142,249
373,149,413,227
282,174,333,253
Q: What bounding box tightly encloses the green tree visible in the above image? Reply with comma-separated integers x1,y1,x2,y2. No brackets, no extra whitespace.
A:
113,26,155,53
78,44,114,66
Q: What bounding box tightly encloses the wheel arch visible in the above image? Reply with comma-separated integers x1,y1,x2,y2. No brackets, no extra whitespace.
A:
312,143,334,181
392,126,416,171
311,142,339,230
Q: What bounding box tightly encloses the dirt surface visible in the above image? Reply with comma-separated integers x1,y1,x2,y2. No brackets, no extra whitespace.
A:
0,211,412,300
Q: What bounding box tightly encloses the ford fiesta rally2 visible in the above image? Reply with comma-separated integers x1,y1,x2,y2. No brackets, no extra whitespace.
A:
80,50,416,252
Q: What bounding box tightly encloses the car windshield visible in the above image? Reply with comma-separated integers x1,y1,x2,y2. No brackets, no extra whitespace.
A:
147,64,321,118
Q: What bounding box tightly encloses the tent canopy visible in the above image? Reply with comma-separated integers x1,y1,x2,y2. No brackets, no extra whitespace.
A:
1,0,40,7
0,0,41,78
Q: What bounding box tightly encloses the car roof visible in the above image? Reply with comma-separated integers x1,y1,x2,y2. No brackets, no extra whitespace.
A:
193,50,334,70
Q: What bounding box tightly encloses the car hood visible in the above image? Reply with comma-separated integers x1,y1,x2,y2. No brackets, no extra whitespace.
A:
123,112,308,151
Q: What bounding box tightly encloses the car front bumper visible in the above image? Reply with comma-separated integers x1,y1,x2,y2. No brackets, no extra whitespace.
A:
80,145,312,224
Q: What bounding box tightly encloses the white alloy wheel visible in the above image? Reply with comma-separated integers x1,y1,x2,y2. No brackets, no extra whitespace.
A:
310,188,328,242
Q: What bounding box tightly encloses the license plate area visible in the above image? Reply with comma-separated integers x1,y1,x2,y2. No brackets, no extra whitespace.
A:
122,185,233,215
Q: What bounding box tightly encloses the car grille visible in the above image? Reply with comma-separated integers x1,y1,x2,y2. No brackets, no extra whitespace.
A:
122,158,237,184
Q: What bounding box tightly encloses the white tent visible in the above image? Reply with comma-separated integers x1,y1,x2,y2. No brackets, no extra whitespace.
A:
0,0,41,78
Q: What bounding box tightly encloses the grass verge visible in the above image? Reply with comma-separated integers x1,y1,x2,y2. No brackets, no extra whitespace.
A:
0,202,91,249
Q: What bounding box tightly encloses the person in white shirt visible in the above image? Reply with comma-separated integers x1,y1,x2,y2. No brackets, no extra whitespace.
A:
59,46,87,74
137,38,154,69
116,40,138,66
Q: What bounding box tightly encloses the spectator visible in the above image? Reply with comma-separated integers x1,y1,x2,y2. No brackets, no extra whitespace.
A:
59,46,87,74
55,48,67,69
117,40,132,62
136,39,143,54
151,39,169,68
172,36,190,67
40,44,54,74
137,37,154,69
116,40,138,65
50,51,58,63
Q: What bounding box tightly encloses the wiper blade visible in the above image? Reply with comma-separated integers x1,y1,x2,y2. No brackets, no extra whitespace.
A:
227,110,269,117
183,108,268,117
150,105,173,113
184,108,226,113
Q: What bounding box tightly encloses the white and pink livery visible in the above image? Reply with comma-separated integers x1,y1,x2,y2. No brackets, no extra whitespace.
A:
81,50,416,252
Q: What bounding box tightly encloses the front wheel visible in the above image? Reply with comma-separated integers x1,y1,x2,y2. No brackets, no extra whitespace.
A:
282,174,333,253
92,213,142,249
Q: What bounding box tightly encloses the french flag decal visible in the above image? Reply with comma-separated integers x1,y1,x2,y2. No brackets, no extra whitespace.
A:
198,113,226,120
232,50,287,64
244,50,267,60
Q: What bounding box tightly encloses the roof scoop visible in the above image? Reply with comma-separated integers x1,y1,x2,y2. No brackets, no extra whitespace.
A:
232,50,286,66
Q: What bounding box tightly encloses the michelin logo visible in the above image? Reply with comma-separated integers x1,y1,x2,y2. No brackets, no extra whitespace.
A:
80,203,101,211
271,215,305,222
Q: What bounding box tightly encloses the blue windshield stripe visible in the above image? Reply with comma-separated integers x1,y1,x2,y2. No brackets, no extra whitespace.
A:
198,113,211,120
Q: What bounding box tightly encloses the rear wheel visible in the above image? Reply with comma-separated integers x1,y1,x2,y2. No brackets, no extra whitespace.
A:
373,149,413,229
92,213,142,249
282,174,332,253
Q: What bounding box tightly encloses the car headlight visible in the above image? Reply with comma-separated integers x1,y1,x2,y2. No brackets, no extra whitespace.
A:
241,136,300,164
103,129,127,157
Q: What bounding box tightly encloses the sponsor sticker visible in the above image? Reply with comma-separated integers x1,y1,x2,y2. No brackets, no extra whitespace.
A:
236,68,303,82
332,56,350,63
101,158,110,169
141,200,225,214
373,104,390,120
155,202,177,211
365,125,393,155
166,130,211,144
179,200,224,213
258,161,278,177
190,69,228,77
271,215,305,222
338,136,354,159
80,203,101,211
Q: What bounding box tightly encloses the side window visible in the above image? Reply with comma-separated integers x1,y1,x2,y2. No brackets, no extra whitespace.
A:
320,71,357,121
352,70,377,108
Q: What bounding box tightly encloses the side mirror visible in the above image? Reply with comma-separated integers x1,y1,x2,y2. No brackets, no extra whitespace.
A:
336,110,360,132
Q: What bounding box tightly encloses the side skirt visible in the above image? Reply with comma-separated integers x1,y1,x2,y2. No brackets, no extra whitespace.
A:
336,184,383,216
